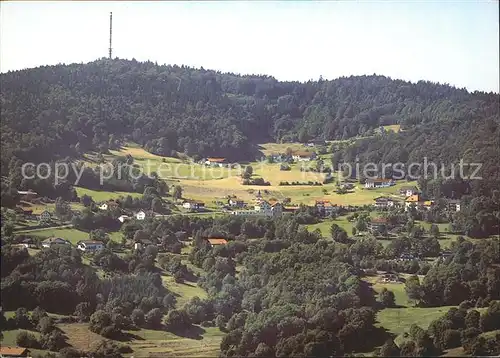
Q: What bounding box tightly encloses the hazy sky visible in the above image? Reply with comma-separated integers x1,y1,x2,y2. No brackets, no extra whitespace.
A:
1,1,498,92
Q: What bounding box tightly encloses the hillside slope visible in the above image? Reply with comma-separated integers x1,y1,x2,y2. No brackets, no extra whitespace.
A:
1,58,498,171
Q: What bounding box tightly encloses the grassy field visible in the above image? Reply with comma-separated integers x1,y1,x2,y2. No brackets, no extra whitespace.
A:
56,323,224,358
18,227,122,245
378,306,455,337
380,124,402,133
305,216,356,236
162,276,208,309
80,144,420,207
75,187,143,202
22,227,90,244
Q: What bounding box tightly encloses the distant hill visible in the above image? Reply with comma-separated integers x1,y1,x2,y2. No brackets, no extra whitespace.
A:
1,58,499,190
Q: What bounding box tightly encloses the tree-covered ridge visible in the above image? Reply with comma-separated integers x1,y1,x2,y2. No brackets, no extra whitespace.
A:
1,58,498,172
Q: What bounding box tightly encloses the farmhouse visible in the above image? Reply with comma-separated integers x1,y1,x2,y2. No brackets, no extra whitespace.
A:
399,186,418,197
182,200,205,212
404,194,420,209
364,178,395,189
447,199,461,212
292,151,315,162
135,210,146,220
283,206,300,213
405,195,434,211
228,198,245,208
77,240,104,252
205,157,227,167
134,239,154,251
17,190,38,202
206,238,228,247
232,200,282,217
373,196,395,209
14,206,34,218
19,238,36,248
315,200,335,217
118,215,130,223
369,217,388,235
0,346,30,357
38,210,52,223
41,237,71,248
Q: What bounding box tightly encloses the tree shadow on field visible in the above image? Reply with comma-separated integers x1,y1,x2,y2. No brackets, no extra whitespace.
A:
168,324,205,340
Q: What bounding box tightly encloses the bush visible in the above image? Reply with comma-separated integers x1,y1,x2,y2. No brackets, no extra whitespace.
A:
165,309,191,331
145,308,163,329
131,309,145,327
37,316,55,334
16,331,40,348
40,330,66,351
58,347,84,358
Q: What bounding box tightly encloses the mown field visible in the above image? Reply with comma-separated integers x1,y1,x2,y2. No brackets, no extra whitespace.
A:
80,143,419,207
16,227,122,245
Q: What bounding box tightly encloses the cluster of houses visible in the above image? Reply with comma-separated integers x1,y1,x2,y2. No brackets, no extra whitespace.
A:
364,178,396,189
204,157,227,167
12,190,55,224
13,237,106,254
371,185,461,213
230,197,284,217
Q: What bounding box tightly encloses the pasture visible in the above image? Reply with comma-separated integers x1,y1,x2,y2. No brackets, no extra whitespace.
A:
81,144,419,208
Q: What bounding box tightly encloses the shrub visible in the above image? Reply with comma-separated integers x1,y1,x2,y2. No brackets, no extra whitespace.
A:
16,331,40,348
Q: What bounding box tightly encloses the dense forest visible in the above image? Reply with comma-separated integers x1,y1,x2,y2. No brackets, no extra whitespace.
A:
1,58,499,193
3,214,499,356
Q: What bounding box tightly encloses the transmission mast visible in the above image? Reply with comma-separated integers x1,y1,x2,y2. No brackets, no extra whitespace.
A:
109,12,113,59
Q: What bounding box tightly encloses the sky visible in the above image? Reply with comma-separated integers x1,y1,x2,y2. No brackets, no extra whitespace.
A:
1,1,498,93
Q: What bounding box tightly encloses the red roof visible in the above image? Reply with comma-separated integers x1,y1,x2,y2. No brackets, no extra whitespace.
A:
207,238,228,245
371,218,388,223
0,346,28,356
293,151,312,157
207,158,226,163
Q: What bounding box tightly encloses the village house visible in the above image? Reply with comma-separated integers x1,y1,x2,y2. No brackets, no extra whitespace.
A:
399,186,419,197
134,239,154,251
182,200,206,212
448,199,461,212
0,346,30,357
373,196,395,209
98,200,119,211
305,139,326,147
228,198,245,208
135,210,146,220
292,151,316,162
118,215,130,223
205,158,227,167
38,210,52,223
283,206,300,214
206,238,228,248
364,178,395,189
315,200,335,217
14,206,34,219
340,183,355,190
17,190,38,202
232,200,283,217
41,237,71,249
19,238,36,248
405,195,434,211
369,217,388,235
77,240,105,252
404,194,420,210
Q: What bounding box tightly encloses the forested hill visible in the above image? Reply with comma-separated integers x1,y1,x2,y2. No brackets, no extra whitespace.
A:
1,58,499,175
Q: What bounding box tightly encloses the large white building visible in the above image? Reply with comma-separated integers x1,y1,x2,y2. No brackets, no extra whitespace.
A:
77,240,105,252
232,200,283,217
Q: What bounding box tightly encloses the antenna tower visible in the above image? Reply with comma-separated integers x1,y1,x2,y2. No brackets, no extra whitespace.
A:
109,12,113,59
